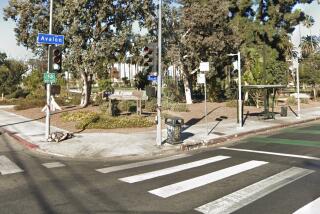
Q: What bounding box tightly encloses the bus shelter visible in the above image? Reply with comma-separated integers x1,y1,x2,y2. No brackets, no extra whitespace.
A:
242,85,286,119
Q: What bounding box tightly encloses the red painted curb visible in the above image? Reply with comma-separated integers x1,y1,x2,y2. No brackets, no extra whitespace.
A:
3,129,39,149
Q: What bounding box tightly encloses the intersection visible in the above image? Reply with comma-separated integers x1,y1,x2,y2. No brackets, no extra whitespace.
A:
1,122,320,214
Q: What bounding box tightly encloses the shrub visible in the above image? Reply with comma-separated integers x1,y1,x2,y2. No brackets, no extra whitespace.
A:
14,98,46,110
287,96,297,105
225,100,237,108
61,111,99,122
75,114,100,130
169,103,189,112
0,98,19,105
162,101,189,112
301,98,309,104
145,98,157,112
7,88,29,99
117,100,136,113
78,115,154,129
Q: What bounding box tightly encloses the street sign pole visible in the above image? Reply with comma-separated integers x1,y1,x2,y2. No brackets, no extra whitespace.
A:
204,76,208,135
45,0,53,140
156,0,162,146
199,62,209,135
238,51,242,128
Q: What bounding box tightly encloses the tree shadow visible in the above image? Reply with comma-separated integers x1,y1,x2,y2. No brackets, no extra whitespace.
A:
288,105,298,117
185,106,221,126
0,106,82,129
208,116,228,134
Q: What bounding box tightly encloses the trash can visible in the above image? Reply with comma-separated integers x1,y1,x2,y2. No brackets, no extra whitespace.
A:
280,106,287,117
165,116,184,144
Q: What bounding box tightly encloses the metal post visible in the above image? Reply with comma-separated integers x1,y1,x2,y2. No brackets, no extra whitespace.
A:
45,0,53,140
204,76,208,135
297,60,301,118
156,0,162,146
238,51,242,127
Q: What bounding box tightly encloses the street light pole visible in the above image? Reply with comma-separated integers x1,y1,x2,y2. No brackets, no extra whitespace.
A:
45,0,53,140
156,0,162,146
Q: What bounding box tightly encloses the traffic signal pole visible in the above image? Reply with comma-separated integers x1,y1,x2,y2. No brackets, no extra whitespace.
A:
156,0,162,146
45,0,53,140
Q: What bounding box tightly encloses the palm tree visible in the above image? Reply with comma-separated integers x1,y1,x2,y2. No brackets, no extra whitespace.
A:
300,36,319,58
303,15,315,51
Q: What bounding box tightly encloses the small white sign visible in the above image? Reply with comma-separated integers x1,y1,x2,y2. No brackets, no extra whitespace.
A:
197,73,206,84
199,62,210,72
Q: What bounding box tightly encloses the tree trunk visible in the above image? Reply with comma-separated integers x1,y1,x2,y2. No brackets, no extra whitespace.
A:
313,85,317,101
183,74,192,104
80,71,92,108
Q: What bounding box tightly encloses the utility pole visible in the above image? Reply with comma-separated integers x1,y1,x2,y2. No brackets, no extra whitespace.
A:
45,0,53,140
156,0,162,146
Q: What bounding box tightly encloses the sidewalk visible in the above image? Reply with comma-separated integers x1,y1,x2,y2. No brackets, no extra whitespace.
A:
0,106,320,159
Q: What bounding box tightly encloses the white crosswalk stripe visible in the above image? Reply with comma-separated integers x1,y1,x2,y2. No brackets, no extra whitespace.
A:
96,153,191,174
195,167,314,214
42,162,66,168
0,155,24,175
149,160,268,198
293,197,320,214
119,155,230,183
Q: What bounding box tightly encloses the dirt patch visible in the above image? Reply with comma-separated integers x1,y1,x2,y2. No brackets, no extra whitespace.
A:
3,100,320,133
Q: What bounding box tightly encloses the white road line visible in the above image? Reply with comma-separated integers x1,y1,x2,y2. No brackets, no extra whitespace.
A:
96,154,191,174
220,147,320,161
195,167,313,214
149,160,268,198
119,156,231,183
42,162,66,168
0,155,24,175
293,197,320,214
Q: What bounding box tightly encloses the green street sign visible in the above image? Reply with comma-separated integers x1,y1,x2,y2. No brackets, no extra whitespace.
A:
43,73,56,84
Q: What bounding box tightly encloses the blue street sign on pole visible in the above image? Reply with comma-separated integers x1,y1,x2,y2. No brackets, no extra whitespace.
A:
148,75,157,81
37,33,64,45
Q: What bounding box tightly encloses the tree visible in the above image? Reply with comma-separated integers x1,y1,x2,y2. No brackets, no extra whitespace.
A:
0,55,27,97
3,0,155,107
303,14,315,51
300,35,319,58
167,0,239,103
300,53,320,99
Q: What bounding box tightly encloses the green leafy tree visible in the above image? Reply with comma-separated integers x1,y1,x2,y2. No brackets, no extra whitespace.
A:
167,0,239,103
3,0,155,107
0,55,27,97
300,35,319,58
300,53,320,99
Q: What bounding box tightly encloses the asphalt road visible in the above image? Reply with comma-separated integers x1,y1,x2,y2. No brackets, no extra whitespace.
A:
0,122,320,214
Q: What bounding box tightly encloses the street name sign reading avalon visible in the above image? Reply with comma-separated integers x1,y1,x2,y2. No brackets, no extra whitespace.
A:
37,33,64,45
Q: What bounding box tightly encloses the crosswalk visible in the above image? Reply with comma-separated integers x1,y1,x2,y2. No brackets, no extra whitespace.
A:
109,154,319,213
1,152,319,213
0,155,66,175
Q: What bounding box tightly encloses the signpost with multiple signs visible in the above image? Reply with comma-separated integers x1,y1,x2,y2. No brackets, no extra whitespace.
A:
37,30,64,141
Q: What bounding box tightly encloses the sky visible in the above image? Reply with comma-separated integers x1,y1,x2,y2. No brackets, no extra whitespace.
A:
0,0,319,60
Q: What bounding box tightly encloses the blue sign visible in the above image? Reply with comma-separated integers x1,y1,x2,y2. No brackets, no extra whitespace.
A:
37,33,64,45
148,75,157,81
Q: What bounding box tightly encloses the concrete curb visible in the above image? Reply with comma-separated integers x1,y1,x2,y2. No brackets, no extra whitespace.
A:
180,116,320,151
2,115,320,159
2,128,39,149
